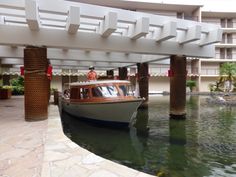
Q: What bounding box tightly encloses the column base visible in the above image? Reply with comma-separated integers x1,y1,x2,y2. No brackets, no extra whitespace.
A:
25,116,48,122
169,113,186,119
139,101,149,109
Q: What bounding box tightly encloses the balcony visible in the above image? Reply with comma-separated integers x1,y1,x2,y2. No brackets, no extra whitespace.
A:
200,68,219,76
215,43,236,48
222,28,236,33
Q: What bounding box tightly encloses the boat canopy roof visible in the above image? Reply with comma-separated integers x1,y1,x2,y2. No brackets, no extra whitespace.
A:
69,80,130,87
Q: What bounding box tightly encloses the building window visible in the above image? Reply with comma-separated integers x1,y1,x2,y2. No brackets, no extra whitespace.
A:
227,19,233,28
222,34,226,43
226,48,232,59
177,12,183,19
220,48,225,59
227,34,233,43
221,19,226,28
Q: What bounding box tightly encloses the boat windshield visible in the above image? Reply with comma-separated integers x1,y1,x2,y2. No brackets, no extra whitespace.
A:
92,85,120,98
119,84,134,96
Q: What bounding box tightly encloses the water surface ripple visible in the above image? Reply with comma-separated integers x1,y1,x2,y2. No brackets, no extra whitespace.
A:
61,96,236,177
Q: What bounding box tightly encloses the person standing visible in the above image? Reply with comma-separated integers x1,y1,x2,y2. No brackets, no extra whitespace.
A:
87,66,97,80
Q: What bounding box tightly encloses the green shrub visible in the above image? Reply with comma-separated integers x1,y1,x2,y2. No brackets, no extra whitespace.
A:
186,80,196,92
10,76,24,95
12,86,24,95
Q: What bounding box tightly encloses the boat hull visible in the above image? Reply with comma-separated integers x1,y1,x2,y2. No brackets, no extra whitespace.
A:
62,99,143,126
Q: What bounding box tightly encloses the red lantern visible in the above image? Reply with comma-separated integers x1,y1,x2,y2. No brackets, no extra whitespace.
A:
47,65,53,80
168,69,174,77
20,66,24,76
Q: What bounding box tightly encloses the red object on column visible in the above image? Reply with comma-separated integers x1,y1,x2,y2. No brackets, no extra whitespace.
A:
168,69,174,77
47,65,53,80
20,66,24,76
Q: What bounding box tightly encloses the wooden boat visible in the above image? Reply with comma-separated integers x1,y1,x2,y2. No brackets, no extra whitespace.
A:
61,80,143,127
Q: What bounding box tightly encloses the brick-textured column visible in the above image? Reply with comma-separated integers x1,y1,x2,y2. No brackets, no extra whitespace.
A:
170,55,186,119
137,63,149,107
118,67,127,80
106,70,114,79
24,46,49,121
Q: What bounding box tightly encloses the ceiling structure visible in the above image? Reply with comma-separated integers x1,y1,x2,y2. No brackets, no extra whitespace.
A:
0,0,222,73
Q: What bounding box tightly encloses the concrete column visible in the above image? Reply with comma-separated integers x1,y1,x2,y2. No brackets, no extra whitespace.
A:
24,46,49,121
137,63,149,107
106,70,114,79
118,67,127,80
170,55,186,119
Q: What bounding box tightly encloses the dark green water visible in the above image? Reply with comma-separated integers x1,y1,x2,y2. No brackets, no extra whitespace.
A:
61,96,236,177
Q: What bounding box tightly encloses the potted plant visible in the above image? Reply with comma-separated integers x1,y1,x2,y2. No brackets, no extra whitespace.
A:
186,80,196,92
0,85,12,99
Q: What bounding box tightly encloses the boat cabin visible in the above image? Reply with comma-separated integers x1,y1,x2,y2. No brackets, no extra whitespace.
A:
66,80,135,102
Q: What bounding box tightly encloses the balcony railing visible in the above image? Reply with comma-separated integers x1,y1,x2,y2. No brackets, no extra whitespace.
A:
201,69,219,75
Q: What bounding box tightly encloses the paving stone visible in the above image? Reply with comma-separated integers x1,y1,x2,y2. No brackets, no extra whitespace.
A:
88,170,119,177
82,153,105,164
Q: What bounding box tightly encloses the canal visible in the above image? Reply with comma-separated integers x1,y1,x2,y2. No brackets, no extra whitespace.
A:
61,95,236,177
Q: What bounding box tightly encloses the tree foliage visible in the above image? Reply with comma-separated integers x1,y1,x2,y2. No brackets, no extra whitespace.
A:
219,62,236,91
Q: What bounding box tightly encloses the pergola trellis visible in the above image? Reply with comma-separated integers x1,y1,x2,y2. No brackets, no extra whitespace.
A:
0,0,222,71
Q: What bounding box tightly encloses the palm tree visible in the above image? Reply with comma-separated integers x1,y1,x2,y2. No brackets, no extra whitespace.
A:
219,62,236,92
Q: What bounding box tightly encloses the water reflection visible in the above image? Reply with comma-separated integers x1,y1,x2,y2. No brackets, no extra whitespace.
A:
61,95,236,176
134,107,149,136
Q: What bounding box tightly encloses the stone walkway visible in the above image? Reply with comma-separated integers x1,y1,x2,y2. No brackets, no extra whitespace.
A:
0,96,47,177
0,96,153,177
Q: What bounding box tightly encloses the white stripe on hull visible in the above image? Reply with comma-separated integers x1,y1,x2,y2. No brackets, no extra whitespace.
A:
62,100,142,123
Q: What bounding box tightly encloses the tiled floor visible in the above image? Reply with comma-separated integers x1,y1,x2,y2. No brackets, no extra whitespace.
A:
0,96,47,177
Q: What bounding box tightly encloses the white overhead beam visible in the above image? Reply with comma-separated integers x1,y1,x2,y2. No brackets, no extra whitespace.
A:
50,60,132,68
66,6,80,34
0,46,147,63
12,64,116,71
0,16,4,24
100,12,117,37
199,29,223,47
141,55,169,63
2,58,132,68
0,25,215,58
129,17,149,40
178,25,201,45
154,21,176,42
25,0,40,30
0,46,169,64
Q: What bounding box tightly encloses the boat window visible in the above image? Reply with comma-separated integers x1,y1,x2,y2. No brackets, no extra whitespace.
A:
92,87,103,97
81,88,89,99
119,85,134,96
92,86,119,97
